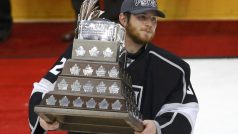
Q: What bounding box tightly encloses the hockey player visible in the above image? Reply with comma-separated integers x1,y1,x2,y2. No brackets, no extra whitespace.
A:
29,0,199,133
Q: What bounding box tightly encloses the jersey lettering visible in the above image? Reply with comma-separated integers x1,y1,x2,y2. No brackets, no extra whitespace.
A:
49,58,67,75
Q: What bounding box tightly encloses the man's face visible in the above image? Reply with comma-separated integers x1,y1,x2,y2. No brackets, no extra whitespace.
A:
125,11,158,45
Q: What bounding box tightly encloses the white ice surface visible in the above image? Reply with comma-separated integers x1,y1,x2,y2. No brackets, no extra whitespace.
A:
185,58,238,134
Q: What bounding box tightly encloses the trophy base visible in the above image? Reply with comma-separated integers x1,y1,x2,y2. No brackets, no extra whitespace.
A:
35,107,143,134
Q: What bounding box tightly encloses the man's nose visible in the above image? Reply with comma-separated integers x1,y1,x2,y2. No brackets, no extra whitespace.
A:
144,18,154,27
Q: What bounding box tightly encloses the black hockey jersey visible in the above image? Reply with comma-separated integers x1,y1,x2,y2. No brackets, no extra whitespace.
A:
123,44,198,134
28,43,198,134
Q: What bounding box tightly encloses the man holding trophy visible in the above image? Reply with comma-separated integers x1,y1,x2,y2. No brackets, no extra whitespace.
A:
29,0,199,134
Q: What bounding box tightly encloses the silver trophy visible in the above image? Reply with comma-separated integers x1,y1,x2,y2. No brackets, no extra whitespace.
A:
78,20,125,43
34,0,143,133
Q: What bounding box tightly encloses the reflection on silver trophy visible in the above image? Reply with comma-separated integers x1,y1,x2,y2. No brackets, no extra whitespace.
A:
78,20,125,44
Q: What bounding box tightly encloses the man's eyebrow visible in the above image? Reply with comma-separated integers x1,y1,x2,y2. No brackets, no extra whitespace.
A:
134,13,146,15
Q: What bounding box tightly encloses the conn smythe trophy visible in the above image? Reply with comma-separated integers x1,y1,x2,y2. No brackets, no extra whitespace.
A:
34,0,144,133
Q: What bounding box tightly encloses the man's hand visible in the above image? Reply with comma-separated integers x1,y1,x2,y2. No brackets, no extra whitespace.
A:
39,117,59,130
135,120,157,134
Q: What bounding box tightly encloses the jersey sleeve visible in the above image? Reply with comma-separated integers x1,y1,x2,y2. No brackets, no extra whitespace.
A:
28,44,72,134
154,62,199,134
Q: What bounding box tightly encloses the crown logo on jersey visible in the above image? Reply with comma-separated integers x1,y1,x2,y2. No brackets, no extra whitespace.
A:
134,0,157,7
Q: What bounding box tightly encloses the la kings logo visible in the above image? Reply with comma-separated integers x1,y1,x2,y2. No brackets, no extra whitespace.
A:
134,0,157,7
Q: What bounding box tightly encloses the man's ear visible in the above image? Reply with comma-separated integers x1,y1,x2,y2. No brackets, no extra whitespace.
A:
119,13,127,27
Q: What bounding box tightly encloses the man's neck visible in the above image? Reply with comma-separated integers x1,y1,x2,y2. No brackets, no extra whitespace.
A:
125,36,144,54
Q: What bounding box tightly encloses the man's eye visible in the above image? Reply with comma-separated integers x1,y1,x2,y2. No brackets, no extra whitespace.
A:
138,15,147,20
151,17,157,22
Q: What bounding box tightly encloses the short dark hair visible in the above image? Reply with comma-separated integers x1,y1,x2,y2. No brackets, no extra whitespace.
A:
124,12,131,22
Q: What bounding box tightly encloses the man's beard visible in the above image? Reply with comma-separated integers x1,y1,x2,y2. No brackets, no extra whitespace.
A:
126,21,155,45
